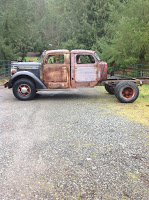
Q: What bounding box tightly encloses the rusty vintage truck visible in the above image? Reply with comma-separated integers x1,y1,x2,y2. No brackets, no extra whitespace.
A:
5,49,149,102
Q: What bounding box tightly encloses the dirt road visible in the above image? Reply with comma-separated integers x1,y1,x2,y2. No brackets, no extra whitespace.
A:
0,86,149,200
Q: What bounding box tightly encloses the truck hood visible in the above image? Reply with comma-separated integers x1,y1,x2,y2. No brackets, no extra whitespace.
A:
11,62,41,69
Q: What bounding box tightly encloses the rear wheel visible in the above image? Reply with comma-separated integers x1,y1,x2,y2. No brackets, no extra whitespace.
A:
105,84,114,94
114,81,139,103
13,78,36,100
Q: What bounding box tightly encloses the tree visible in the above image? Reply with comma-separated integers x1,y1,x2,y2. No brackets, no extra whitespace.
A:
99,0,149,65
0,0,148,66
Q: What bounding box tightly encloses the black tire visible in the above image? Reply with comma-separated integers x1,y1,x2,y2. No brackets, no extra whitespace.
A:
13,78,36,100
114,81,139,103
105,84,114,94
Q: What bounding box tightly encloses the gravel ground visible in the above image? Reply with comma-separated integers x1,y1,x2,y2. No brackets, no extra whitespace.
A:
0,86,149,200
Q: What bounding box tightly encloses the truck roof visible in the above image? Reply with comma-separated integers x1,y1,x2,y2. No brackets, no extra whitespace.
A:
44,49,70,54
44,49,95,55
71,50,95,54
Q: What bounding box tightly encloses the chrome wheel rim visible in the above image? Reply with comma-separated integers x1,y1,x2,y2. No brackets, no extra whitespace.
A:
18,84,31,97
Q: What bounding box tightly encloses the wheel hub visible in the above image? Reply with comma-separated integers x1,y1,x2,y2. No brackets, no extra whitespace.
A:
122,87,134,99
18,84,31,97
21,87,28,93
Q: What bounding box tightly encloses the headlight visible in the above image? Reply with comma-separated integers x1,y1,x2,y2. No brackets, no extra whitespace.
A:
11,66,17,75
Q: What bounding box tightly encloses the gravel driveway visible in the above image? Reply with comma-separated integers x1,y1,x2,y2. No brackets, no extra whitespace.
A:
0,86,149,200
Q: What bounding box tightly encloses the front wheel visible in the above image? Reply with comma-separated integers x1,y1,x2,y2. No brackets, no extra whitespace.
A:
13,78,36,100
114,81,139,103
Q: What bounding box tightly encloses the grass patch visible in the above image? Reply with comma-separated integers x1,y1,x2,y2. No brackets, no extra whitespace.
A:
96,85,149,127
139,84,149,103
0,79,8,86
25,56,39,62
18,57,39,62
119,84,149,126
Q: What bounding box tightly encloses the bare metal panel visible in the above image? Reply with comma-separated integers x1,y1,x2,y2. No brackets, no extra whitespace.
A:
72,52,99,87
75,65,97,82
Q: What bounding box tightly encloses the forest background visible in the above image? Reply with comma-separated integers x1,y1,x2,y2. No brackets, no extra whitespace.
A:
0,0,149,66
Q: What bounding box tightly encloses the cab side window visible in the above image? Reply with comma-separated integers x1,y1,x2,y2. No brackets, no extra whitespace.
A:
46,54,64,64
76,55,95,64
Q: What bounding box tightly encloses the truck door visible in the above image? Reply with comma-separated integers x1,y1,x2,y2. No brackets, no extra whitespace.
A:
73,54,98,87
43,53,70,89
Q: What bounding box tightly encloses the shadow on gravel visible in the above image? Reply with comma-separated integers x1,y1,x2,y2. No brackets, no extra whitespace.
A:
33,92,106,101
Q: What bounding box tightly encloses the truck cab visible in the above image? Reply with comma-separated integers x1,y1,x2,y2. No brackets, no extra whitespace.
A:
7,49,107,100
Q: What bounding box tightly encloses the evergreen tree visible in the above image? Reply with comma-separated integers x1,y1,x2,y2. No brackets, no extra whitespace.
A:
0,0,148,65
99,0,149,65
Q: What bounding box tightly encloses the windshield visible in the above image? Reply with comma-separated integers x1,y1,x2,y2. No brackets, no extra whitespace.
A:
94,52,100,61
38,52,46,63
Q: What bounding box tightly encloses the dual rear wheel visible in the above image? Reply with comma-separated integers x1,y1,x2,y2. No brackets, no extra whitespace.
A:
105,81,139,103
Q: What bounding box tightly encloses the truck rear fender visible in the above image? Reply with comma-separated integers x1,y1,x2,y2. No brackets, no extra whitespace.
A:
8,71,47,89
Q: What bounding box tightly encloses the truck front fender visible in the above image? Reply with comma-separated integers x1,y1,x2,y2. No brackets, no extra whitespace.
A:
8,71,47,89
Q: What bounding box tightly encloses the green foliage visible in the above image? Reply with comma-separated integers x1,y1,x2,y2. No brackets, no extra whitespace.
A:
0,0,148,66
99,0,149,65
24,57,39,62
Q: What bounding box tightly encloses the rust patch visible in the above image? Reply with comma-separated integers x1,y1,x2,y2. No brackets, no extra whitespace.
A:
44,82,67,89
40,66,44,81
44,65,67,82
43,53,70,89
75,82,90,87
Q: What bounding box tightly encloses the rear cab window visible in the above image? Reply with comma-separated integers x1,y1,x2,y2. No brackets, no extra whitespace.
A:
76,55,95,64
